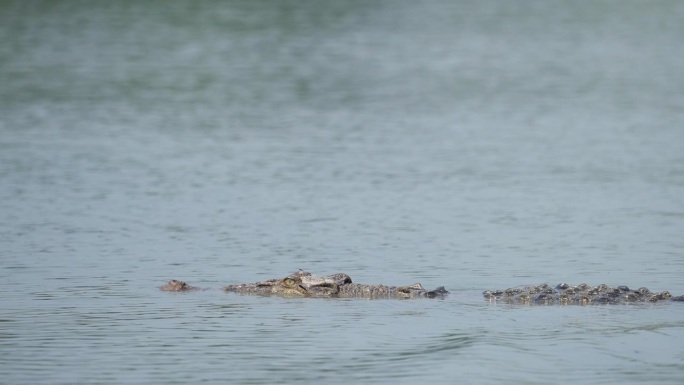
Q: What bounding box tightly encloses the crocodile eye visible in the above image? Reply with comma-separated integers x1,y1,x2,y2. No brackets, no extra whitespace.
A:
283,278,296,287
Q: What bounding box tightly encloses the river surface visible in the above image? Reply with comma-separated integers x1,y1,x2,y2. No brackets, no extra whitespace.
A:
2,1,684,384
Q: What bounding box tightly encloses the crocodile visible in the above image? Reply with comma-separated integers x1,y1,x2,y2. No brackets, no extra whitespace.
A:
484,283,684,305
161,270,448,299
161,271,684,304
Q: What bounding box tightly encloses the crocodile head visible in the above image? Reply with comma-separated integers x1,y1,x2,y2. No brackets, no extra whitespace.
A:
291,270,351,297
160,279,198,292
226,271,353,297
256,276,311,297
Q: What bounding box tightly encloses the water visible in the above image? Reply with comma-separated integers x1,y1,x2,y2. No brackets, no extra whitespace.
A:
1,0,684,383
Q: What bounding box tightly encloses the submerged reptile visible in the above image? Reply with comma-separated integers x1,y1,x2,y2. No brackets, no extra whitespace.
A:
161,270,448,299
484,283,684,305
161,271,684,304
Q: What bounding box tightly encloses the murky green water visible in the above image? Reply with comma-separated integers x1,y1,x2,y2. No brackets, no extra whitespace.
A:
2,1,684,384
